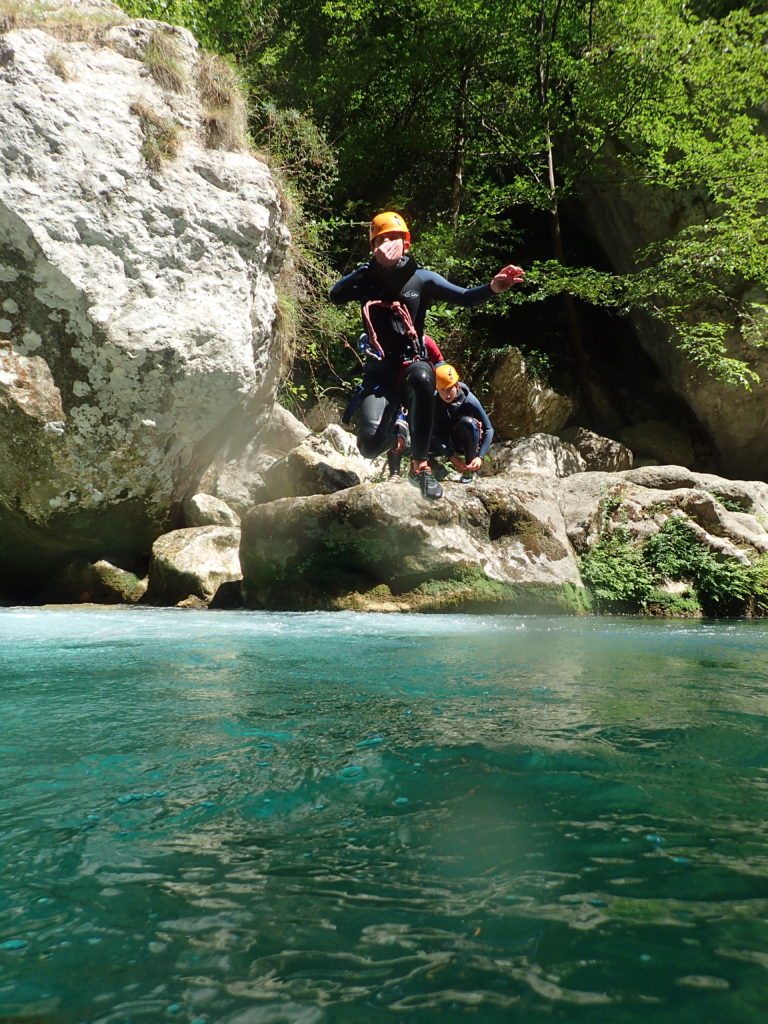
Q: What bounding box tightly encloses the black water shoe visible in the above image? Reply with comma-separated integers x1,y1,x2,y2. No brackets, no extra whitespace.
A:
409,467,443,500
428,458,449,482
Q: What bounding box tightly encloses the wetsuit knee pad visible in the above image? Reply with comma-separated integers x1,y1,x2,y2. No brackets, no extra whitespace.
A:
451,416,480,459
403,360,435,397
357,390,397,459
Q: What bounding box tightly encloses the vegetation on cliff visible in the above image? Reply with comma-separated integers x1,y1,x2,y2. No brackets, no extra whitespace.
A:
113,0,768,409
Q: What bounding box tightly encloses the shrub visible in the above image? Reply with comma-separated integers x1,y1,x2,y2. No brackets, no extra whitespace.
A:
129,101,182,169
579,529,654,612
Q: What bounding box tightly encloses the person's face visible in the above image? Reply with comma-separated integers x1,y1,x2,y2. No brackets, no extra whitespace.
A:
371,231,409,267
438,384,460,402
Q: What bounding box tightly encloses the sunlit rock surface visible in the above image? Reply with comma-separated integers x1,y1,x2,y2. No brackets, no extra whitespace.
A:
0,0,288,586
145,525,242,606
240,476,585,612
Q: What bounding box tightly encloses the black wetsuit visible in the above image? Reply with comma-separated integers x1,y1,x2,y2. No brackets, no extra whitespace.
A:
431,383,494,463
330,255,495,462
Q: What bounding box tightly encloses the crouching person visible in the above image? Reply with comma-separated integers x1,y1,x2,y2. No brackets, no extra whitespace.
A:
430,364,494,483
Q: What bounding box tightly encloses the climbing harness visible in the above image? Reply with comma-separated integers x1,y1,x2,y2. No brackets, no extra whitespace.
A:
361,299,425,362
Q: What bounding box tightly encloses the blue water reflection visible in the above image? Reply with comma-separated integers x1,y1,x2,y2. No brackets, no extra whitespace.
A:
1,609,768,1023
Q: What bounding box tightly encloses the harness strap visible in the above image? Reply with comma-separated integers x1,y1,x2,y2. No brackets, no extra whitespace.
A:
362,299,423,360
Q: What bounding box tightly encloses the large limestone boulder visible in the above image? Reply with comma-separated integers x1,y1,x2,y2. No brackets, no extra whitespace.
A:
240,476,586,612
144,524,241,606
0,0,288,583
485,348,574,440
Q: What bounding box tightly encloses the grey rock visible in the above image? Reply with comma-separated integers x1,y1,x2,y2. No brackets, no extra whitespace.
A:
485,348,574,440
145,525,241,606
486,433,586,478
561,427,633,472
40,556,147,604
240,475,583,610
0,13,288,583
182,492,240,528
259,433,378,503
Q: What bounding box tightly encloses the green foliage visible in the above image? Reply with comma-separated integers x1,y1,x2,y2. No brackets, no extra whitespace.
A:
112,0,768,398
644,587,702,617
579,529,655,612
643,516,764,615
581,513,768,617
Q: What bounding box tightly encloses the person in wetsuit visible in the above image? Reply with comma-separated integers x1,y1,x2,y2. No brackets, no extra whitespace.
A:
430,364,494,483
329,210,524,500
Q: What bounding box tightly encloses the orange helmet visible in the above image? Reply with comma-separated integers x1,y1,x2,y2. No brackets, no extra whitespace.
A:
369,211,410,245
435,364,460,390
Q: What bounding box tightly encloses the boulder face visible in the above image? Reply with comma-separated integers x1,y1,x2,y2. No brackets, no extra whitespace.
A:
0,0,288,585
578,164,768,478
240,475,586,613
486,347,574,441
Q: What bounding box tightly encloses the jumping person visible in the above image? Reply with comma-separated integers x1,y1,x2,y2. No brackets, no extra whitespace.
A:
430,364,494,483
385,333,446,480
329,211,524,500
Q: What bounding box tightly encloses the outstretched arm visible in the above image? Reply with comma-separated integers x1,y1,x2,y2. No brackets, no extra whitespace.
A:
423,264,526,307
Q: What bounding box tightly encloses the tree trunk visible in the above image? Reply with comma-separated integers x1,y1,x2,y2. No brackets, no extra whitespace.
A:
449,64,470,230
537,1,596,420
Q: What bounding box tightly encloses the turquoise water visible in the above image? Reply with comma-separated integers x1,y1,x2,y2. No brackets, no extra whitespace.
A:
2,610,768,1023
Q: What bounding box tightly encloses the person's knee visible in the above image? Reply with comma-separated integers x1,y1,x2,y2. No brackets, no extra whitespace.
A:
357,429,382,459
405,361,435,398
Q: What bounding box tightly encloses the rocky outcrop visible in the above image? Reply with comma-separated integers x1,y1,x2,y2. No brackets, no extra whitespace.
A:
231,428,768,616
560,466,768,557
579,159,768,478
0,0,288,588
485,347,574,440
560,427,633,473
240,473,586,613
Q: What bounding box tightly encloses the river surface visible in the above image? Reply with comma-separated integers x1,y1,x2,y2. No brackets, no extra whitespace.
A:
1,608,768,1023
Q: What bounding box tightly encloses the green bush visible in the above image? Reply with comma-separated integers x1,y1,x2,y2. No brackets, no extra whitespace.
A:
581,515,768,617
579,530,654,612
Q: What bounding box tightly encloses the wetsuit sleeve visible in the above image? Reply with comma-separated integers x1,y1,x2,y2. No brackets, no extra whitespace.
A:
421,270,494,308
465,391,494,457
329,263,371,305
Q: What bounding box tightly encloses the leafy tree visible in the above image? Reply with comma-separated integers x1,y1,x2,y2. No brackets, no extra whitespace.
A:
114,0,768,404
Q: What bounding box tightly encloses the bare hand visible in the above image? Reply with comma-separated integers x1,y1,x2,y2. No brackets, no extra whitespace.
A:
465,457,482,472
490,263,525,293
